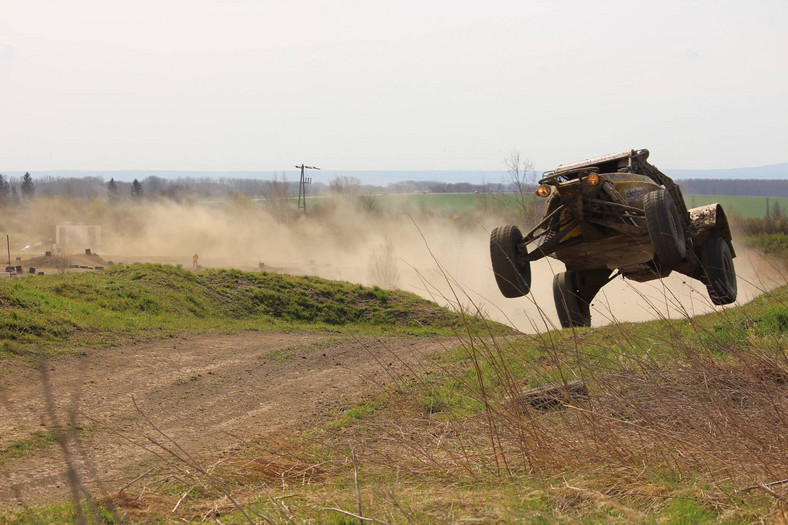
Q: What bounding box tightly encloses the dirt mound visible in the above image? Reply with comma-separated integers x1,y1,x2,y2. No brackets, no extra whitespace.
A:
1,253,109,278
20,253,108,270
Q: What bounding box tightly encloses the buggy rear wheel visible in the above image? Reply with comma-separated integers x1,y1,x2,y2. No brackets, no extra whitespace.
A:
553,271,591,328
644,189,686,268
490,225,531,298
701,237,737,305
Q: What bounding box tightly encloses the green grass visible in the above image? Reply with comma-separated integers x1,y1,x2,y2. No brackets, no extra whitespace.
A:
742,232,788,258
0,500,118,525
304,191,788,222
0,264,508,357
299,192,538,218
661,496,717,524
378,192,788,220
325,399,386,430
0,430,57,465
265,346,296,362
257,190,784,221
372,193,497,214
683,195,788,219
320,192,788,220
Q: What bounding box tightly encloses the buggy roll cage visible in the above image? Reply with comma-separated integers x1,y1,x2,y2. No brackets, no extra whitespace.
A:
517,148,691,264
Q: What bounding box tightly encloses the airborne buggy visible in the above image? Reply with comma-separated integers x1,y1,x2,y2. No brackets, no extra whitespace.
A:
490,149,737,328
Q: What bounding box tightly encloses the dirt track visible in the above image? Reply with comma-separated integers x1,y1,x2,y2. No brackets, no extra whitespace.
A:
0,332,452,506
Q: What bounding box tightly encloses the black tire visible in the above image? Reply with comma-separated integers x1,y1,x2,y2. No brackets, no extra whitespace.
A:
701,237,737,305
644,189,686,267
490,225,531,298
553,271,591,328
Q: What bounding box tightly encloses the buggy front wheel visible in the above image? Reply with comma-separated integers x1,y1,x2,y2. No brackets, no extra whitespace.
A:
490,225,531,298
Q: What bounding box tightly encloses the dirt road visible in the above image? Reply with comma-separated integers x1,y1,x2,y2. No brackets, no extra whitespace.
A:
0,332,452,506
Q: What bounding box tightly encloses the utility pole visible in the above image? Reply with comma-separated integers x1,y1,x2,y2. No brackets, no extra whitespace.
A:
296,164,320,212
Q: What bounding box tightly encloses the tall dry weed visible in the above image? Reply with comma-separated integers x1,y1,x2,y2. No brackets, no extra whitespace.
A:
349,252,788,519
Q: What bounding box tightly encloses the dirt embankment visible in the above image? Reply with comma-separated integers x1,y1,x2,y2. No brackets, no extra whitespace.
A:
0,332,451,506
2,253,109,278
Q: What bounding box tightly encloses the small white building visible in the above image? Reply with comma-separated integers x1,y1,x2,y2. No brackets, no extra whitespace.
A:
55,223,102,252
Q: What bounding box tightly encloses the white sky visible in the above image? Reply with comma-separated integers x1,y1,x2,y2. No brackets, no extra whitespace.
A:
1,0,786,172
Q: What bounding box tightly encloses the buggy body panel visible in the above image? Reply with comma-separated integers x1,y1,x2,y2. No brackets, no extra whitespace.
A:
688,203,735,256
502,148,736,283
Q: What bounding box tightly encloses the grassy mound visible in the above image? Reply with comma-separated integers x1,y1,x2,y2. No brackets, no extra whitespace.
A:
0,264,507,353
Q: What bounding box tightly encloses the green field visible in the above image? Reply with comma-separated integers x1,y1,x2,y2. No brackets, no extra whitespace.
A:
303,192,788,219
302,192,489,215
372,192,482,214
683,194,788,219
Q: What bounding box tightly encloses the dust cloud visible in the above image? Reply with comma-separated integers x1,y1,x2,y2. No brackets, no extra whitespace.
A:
8,196,786,333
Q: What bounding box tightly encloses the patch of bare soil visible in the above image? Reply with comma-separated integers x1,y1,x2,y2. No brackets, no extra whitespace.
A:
0,332,451,506
1,253,109,278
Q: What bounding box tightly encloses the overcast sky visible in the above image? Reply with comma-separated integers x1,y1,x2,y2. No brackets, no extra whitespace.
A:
1,0,786,173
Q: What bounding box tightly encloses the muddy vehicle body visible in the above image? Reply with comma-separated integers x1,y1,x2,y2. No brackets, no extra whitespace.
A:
490,149,737,328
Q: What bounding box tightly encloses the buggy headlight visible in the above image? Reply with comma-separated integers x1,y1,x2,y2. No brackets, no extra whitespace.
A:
586,173,601,186
535,185,551,197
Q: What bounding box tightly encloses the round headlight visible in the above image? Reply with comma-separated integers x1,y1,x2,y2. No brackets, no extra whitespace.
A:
535,185,551,197
586,173,601,186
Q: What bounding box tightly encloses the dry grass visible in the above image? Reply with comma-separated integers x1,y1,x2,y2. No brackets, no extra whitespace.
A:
339,295,786,522
292,258,788,522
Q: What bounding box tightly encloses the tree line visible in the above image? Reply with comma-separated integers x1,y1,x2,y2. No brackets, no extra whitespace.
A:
0,172,36,205
2,172,784,206
0,172,516,204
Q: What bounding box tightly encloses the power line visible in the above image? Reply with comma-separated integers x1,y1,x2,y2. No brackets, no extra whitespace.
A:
295,164,320,212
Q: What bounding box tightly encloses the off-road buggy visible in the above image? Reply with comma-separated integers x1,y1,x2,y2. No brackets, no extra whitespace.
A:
490,149,737,328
